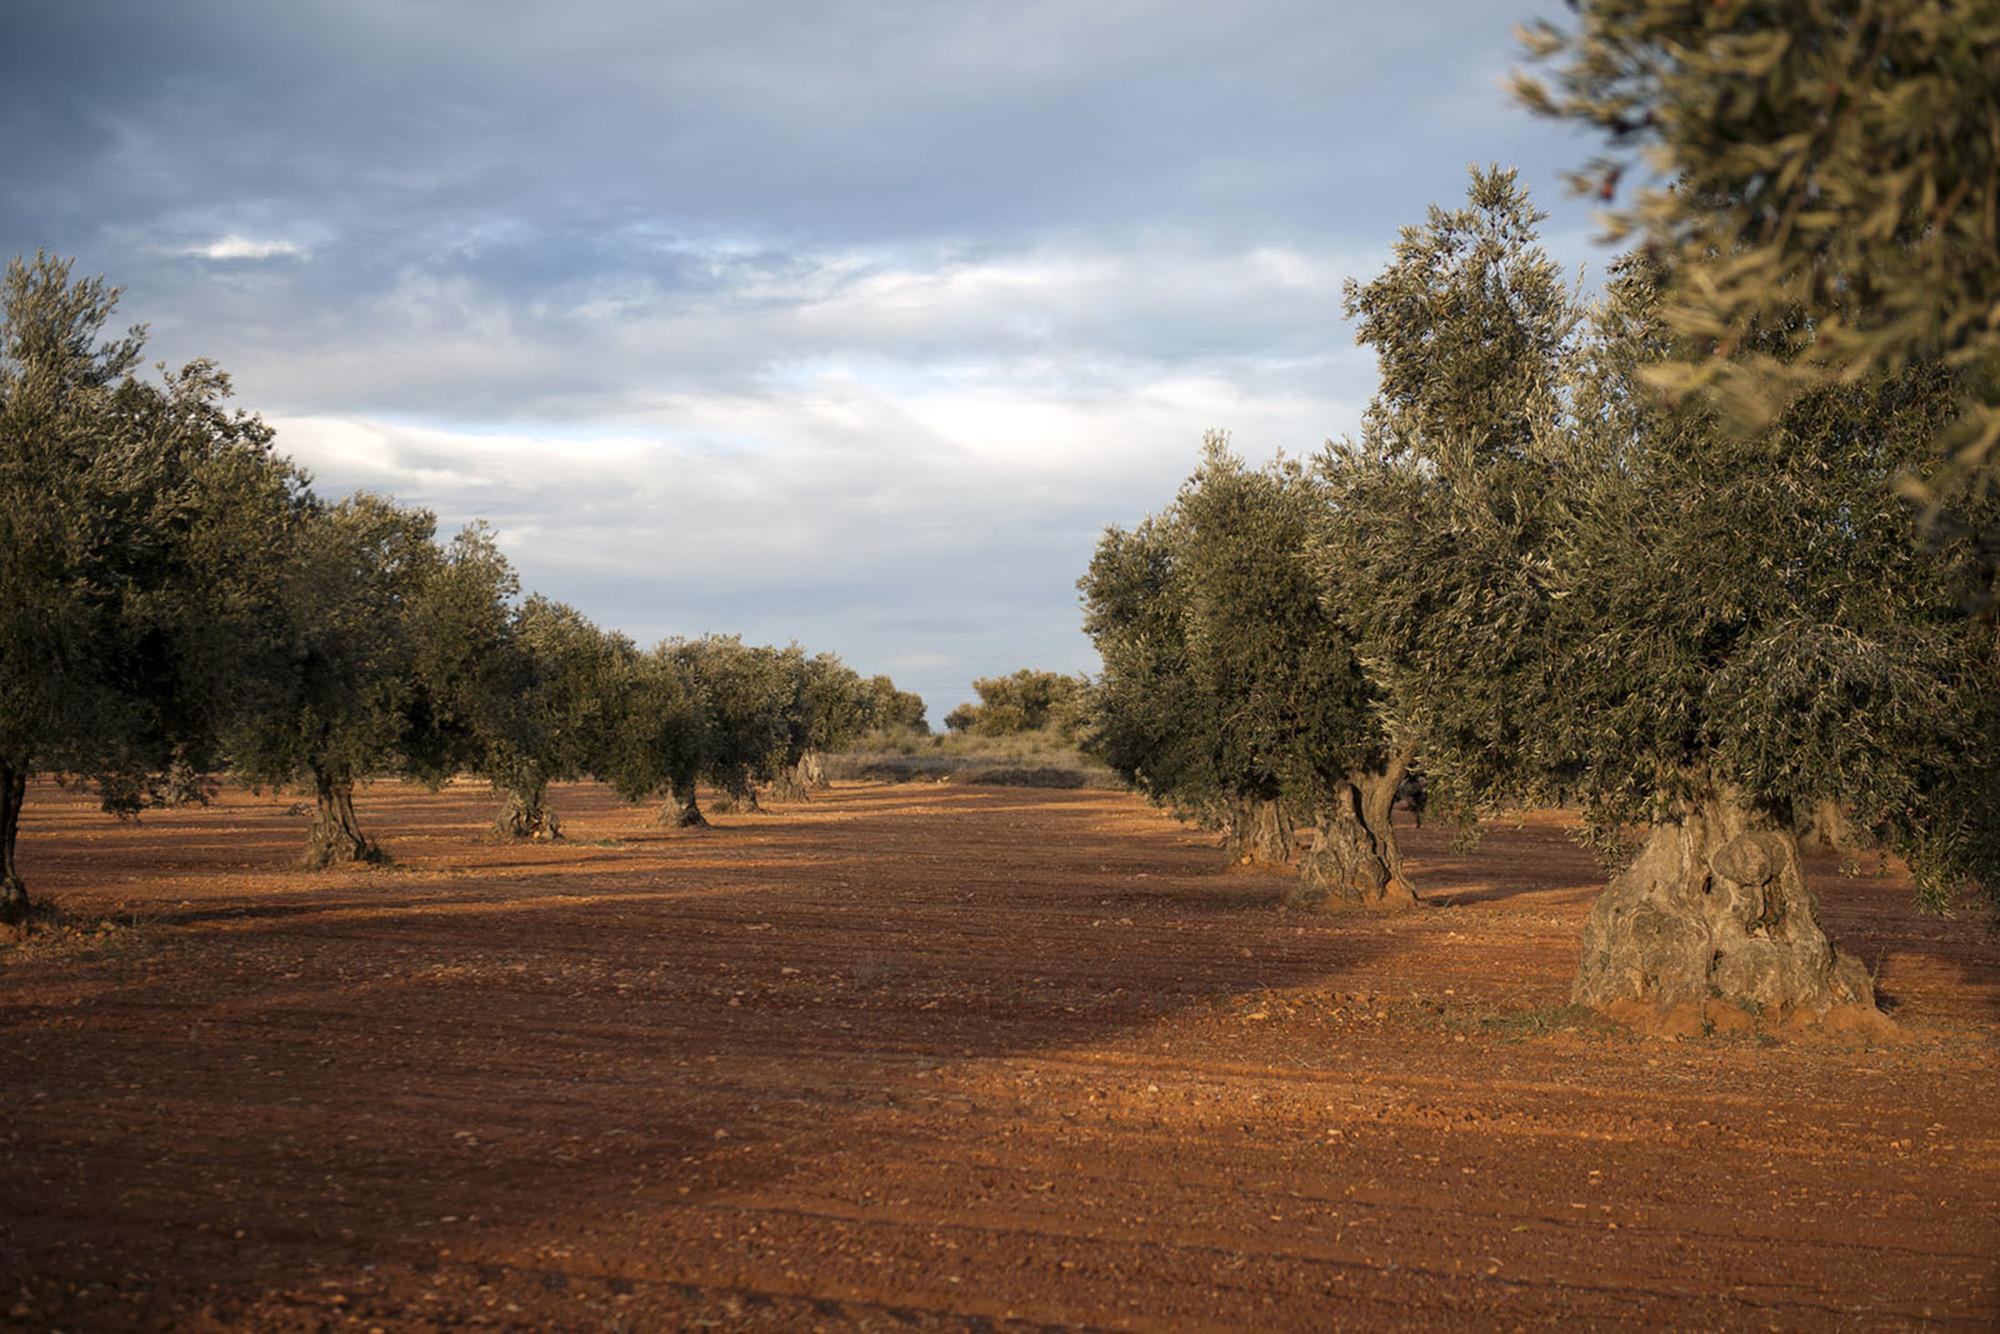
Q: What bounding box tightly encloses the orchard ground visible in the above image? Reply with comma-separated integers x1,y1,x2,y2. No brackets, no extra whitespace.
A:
2,778,1995,1329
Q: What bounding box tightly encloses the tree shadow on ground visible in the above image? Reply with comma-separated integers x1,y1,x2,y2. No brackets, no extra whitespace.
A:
0,780,1431,1324
2,778,1991,1328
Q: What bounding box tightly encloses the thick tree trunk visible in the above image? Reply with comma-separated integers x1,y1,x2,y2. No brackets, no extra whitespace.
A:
1394,769,1427,828
0,764,28,925
1574,796,1877,1025
1222,795,1293,869
1291,755,1417,911
657,786,709,828
494,783,563,841
160,746,212,809
1799,797,1868,856
303,772,382,870
712,784,765,815
800,748,830,791
767,761,811,804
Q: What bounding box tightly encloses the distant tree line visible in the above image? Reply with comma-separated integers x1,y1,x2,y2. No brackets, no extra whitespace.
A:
0,253,925,921
1082,169,1999,1025
942,669,1088,742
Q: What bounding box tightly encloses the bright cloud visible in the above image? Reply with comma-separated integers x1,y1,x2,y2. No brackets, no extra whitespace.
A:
2,0,1601,720
184,235,308,262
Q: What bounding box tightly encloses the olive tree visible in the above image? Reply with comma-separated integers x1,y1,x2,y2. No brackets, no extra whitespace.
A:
1560,265,1994,1018
671,636,790,818
861,674,929,735
1084,514,1245,849
0,254,300,917
1085,505,1281,863
1085,437,1412,902
1324,167,1582,830
1189,441,1415,905
602,641,706,826
945,669,1089,741
474,596,621,841
766,651,870,802
1337,172,1998,1022
403,521,519,782
226,493,443,868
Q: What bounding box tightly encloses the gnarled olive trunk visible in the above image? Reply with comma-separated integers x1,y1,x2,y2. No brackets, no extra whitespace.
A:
1292,754,1417,911
711,783,765,816
767,761,811,805
800,748,830,790
1394,768,1427,828
658,785,708,828
495,782,563,842
160,746,213,809
1574,796,1876,1022
1798,797,1868,857
303,772,382,869
1222,795,1293,869
1,764,28,924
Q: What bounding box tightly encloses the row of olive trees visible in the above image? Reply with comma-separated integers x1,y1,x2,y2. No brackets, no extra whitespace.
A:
0,253,921,922
1083,170,1999,1023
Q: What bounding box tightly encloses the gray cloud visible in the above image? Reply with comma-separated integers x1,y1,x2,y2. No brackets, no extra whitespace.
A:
3,0,1603,721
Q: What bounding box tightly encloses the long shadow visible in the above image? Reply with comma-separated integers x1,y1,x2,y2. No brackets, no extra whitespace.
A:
0,781,1425,1320
3,778,1993,1328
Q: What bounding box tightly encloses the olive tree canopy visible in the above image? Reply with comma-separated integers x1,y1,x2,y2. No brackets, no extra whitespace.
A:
224,492,444,868
861,674,928,735
0,254,301,916
602,640,705,826
944,669,1088,741
1514,0,2000,600
1084,435,1411,902
473,596,622,841
1335,172,1998,1022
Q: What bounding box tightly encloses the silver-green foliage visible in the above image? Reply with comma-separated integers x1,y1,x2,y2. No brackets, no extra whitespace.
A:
0,254,303,906
473,595,623,835
1324,167,1583,827
1083,433,1390,831
1514,0,2000,586
224,494,442,795
946,669,1089,741
1334,171,1998,912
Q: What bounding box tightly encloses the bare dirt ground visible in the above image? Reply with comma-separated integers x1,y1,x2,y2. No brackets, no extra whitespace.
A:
2,779,1996,1330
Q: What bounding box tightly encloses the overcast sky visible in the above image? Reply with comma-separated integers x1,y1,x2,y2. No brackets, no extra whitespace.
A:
3,0,1605,722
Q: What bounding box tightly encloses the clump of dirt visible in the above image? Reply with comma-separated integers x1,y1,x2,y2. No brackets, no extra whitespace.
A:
0,900,143,957
1600,995,1903,1044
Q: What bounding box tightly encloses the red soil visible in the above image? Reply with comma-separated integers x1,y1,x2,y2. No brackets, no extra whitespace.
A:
2,779,1995,1329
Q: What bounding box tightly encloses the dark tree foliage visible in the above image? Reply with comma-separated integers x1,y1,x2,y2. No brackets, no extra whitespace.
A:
671,636,791,817
1515,0,2000,602
474,596,622,841
1082,514,1233,839
1082,435,1409,900
1335,171,1999,1021
1325,167,1583,826
602,641,706,826
0,254,300,917
767,651,870,802
226,493,444,868
403,521,520,781
109,359,306,813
